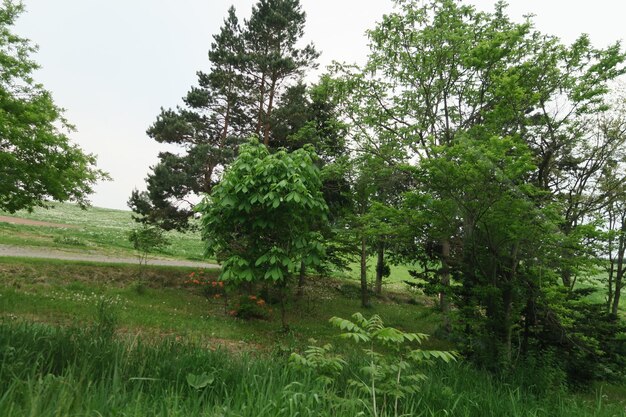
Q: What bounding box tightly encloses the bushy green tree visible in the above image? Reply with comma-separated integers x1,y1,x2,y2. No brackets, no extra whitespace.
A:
0,1,107,213
198,139,327,328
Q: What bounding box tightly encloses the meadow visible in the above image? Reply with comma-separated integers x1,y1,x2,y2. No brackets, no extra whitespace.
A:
1,258,626,416
1,206,625,416
0,203,205,260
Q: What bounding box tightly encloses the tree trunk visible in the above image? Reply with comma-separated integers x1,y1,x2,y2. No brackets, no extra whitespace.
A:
374,241,384,295
297,261,306,298
611,222,625,315
439,239,451,313
263,75,277,146
503,243,520,365
279,282,289,331
256,74,266,137
361,235,370,308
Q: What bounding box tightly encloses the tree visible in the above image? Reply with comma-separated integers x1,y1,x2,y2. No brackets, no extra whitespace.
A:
334,0,626,374
129,6,245,231
128,224,169,268
243,0,319,146
0,1,107,213
132,0,319,230
198,139,327,328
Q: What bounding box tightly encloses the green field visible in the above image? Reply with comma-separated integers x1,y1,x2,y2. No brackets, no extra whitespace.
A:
1,257,625,416
0,204,625,416
0,203,205,260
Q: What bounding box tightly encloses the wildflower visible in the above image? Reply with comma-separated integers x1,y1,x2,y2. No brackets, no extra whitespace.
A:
214,294,222,299
256,299,265,306
189,272,195,278
218,281,224,288
228,310,237,316
249,295,257,301
193,279,200,284
211,281,217,287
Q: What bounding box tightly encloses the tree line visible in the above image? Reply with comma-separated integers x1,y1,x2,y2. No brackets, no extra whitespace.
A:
131,0,626,385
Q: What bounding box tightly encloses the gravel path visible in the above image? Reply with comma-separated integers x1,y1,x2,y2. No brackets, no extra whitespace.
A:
0,244,219,269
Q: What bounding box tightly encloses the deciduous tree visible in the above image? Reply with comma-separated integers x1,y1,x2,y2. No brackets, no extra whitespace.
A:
198,139,327,328
0,1,107,213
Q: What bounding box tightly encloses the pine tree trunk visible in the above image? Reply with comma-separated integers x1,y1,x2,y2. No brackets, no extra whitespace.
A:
263,75,277,146
256,74,266,137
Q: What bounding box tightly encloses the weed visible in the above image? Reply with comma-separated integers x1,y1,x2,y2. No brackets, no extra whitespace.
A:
92,296,118,341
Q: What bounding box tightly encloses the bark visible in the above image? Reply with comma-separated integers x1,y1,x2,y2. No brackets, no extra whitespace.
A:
439,239,451,313
263,74,277,146
374,241,384,295
503,242,519,365
611,221,625,315
256,73,266,137
279,282,289,331
361,235,370,308
297,260,306,298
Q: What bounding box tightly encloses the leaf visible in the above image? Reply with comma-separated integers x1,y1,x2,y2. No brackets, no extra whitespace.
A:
186,372,214,390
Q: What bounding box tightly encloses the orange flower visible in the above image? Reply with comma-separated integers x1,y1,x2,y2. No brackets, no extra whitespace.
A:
249,295,257,300
189,272,195,278
211,281,217,287
193,279,200,284
218,281,224,288
214,294,222,299
256,299,265,306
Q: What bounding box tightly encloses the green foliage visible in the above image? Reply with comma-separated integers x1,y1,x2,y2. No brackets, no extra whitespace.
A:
290,341,346,386
128,224,170,266
229,295,271,320
0,1,108,213
186,371,215,390
332,0,626,382
199,139,327,286
293,313,457,417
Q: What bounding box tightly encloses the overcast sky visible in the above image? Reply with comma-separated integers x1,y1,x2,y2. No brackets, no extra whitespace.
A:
14,0,626,210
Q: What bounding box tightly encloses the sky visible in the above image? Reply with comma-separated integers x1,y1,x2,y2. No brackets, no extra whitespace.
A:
13,0,626,210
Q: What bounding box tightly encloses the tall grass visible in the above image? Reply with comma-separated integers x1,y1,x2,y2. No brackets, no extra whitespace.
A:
0,321,623,417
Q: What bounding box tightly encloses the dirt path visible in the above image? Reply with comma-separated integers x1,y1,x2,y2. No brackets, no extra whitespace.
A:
0,215,77,228
0,244,219,269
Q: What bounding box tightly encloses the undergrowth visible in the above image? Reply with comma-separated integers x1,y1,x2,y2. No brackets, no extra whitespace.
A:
0,321,624,417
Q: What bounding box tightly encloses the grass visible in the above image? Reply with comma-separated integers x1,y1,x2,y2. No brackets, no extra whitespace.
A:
0,321,624,417
0,203,205,260
0,257,442,351
1,205,625,415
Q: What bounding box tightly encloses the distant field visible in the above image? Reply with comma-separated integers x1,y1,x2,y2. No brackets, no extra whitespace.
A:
0,203,206,261
0,257,442,349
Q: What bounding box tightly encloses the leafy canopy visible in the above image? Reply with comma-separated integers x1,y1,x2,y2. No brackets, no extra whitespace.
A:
198,139,327,284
